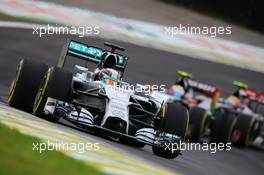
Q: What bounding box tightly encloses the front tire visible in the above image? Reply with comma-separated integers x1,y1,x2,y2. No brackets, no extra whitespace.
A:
33,67,73,122
210,108,237,144
8,59,48,113
152,103,189,159
188,107,208,142
232,114,256,148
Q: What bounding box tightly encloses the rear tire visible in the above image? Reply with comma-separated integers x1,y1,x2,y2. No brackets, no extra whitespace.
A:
8,59,48,113
233,114,256,148
152,103,189,159
188,107,208,142
210,108,237,144
33,67,73,122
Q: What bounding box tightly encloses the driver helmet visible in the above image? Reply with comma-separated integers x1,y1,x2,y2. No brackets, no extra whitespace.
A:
167,85,185,99
101,54,117,69
226,95,241,108
98,68,121,81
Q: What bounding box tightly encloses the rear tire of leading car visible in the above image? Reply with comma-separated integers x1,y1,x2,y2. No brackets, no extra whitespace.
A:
210,108,237,144
188,107,208,142
8,59,48,113
33,67,73,122
152,103,189,159
232,114,256,148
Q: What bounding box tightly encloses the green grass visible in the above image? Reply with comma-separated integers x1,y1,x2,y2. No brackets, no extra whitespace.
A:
0,124,106,175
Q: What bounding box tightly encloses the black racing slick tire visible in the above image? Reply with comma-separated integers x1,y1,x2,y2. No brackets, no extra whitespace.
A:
8,59,48,113
210,108,237,144
188,107,208,142
232,114,256,148
152,103,189,159
33,67,73,122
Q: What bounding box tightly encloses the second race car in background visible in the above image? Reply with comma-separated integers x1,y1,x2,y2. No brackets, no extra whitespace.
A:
166,71,264,147
217,82,264,147
166,71,232,143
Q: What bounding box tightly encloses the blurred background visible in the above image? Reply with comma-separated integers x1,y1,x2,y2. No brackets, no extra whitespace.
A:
163,0,263,33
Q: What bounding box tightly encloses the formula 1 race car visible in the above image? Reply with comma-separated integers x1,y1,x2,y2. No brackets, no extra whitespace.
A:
8,39,189,159
167,71,264,147
216,82,264,147
166,71,236,144
250,93,264,147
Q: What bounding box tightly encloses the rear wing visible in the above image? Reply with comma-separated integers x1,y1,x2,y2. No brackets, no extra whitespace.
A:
257,93,264,104
240,88,257,100
247,92,264,114
239,88,264,106
57,39,128,74
187,79,221,112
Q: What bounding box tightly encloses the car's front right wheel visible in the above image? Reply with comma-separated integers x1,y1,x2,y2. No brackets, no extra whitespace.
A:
232,114,256,148
152,103,189,159
8,59,48,113
188,106,208,142
210,108,237,144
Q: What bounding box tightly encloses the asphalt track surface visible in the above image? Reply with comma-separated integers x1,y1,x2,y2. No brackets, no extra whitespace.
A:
0,27,264,175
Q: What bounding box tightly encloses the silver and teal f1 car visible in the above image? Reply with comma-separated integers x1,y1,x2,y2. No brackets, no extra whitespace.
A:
8,39,189,159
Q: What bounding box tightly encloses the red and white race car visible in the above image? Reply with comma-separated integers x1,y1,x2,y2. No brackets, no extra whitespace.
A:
216,82,264,147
